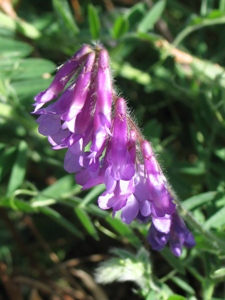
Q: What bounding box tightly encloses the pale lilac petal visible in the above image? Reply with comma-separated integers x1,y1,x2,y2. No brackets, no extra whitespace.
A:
152,215,171,234
139,200,151,217
121,195,139,224
98,191,112,209
104,167,116,193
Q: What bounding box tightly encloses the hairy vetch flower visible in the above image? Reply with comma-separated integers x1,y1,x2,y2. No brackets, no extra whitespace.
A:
33,44,195,256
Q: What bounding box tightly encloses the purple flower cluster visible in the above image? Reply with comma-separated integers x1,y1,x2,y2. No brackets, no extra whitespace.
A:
33,44,195,256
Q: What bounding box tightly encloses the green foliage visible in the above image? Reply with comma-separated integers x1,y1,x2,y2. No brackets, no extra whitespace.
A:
88,4,101,40
0,0,225,299
95,248,152,292
137,0,166,33
111,15,129,39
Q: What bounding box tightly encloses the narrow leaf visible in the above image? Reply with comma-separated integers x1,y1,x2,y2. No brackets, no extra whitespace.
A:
126,2,146,26
211,267,225,279
53,0,79,34
32,175,80,202
2,58,56,81
0,36,33,58
171,276,195,294
182,191,217,210
167,295,187,300
12,78,53,100
220,0,225,12
39,207,83,238
204,206,225,229
112,16,129,39
88,4,101,40
137,0,166,33
81,184,105,206
7,141,28,195
75,207,99,240
106,216,141,248
0,146,17,181
0,12,41,39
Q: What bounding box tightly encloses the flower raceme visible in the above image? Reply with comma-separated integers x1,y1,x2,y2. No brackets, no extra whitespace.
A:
33,44,195,256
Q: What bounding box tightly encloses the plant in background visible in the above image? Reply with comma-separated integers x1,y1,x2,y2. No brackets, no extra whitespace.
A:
2,0,225,299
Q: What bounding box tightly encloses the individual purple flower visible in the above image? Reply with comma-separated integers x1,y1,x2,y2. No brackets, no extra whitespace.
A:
98,99,136,214
98,179,135,213
36,51,96,145
140,141,176,217
148,212,195,256
33,44,92,112
90,49,113,160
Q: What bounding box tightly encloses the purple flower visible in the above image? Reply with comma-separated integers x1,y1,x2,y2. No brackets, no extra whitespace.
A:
33,44,195,256
140,141,176,217
148,212,195,256
98,98,137,215
90,49,113,159
33,44,92,112
36,51,96,146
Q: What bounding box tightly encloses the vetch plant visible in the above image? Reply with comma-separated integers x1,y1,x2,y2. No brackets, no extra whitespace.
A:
33,43,195,256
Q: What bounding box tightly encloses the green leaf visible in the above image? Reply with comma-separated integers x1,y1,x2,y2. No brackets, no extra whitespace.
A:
112,16,129,39
52,0,79,34
215,148,225,161
0,12,41,39
88,4,101,40
11,77,53,100
39,206,83,238
0,58,56,81
204,206,225,229
182,191,217,210
0,146,17,181
167,295,187,300
81,184,105,206
74,206,99,240
0,36,33,58
85,204,108,218
178,165,206,175
32,175,80,204
220,0,225,12
7,141,28,195
210,267,225,279
137,0,166,33
126,2,146,26
171,276,195,294
105,216,141,248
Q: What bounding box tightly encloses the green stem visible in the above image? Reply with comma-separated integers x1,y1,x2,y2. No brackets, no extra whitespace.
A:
186,265,204,283
203,279,215,300
173,16,225,47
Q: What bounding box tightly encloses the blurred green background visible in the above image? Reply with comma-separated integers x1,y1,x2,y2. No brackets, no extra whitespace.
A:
1,0,225,299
